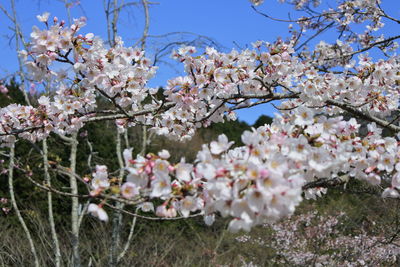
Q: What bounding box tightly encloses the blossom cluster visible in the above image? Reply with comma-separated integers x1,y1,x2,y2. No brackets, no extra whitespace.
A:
88,106,400,232
0,14,158,145
275,0,385,38
156,41,312,135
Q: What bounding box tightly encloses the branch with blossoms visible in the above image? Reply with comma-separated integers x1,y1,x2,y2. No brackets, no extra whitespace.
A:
76,107,400,232
251,0,397,53
2,9,400,146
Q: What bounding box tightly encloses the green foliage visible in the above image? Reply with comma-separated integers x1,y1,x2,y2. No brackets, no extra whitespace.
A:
253,114,273,128
199,119,251,146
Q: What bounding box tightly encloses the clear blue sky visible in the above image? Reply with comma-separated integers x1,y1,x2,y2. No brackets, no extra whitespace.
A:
1,0,399,124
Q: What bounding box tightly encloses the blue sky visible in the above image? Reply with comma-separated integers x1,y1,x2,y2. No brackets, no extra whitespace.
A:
1,0,400,124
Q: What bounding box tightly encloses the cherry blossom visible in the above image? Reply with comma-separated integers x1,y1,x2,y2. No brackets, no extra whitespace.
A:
87,204,109,222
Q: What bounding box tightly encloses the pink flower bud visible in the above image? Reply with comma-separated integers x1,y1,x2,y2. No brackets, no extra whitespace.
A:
0,85,8,94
